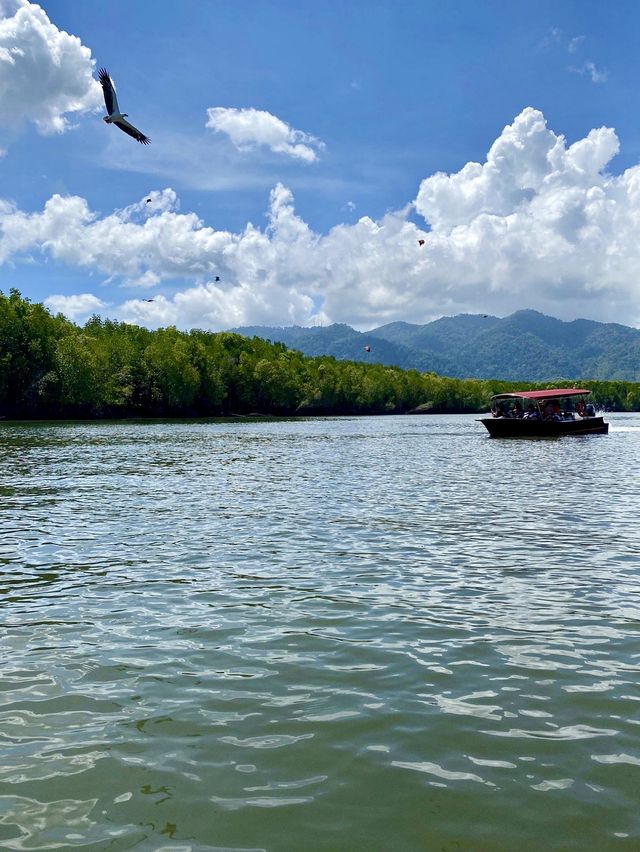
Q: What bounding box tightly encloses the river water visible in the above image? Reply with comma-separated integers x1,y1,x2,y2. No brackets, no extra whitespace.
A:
1,413,639,851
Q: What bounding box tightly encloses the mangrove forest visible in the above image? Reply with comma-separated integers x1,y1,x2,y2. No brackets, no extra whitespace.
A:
2,289,640,419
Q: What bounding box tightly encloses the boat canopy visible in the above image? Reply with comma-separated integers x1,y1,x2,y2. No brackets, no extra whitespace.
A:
490,388,591,401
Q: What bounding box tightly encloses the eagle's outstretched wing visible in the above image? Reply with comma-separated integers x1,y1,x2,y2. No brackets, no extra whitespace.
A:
98,68,119,116
114,117,150,145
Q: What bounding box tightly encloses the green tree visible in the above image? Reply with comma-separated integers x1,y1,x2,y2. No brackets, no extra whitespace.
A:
142,329,200,413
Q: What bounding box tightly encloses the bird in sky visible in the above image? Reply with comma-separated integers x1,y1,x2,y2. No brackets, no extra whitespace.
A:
364,345,371,352
215,276,220,282
142,298,155,303
145,198,152,203
418,239,425,246
98,68,150,145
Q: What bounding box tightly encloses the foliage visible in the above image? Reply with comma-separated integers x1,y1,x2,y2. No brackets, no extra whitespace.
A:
1,290,640,419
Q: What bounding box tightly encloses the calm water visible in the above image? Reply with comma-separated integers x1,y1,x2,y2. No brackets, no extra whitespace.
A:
1,413,639,851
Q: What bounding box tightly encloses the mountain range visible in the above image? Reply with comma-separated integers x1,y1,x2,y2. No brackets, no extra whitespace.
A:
230,309,640,382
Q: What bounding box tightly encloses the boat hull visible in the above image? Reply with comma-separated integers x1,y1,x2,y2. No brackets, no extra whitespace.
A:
479,416,608,437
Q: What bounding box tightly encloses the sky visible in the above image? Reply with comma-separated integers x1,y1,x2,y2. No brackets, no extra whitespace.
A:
2,0,640,331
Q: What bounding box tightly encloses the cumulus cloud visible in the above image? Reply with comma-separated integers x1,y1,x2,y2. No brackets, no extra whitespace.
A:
5,108,640,329
0,0,101,134
44,293,107,320
120,280,316,330
415,108,620,229
206,107,324,163
410,108,640,320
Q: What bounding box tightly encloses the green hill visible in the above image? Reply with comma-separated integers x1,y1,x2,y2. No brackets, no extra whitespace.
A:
231,309,640,381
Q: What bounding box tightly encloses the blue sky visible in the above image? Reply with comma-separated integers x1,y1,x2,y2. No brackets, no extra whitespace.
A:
2,0,640,329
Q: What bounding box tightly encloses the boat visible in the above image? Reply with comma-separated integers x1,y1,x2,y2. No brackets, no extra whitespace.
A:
479,388,608,437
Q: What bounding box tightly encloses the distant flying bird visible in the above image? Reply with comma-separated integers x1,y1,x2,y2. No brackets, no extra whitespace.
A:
418,239,425,246
215,276,220,282
98,68,150,145
142,298,155,302
364,345,371,352
145,198,152,203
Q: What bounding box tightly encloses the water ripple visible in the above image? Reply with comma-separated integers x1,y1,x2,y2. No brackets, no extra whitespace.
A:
1,414,640,849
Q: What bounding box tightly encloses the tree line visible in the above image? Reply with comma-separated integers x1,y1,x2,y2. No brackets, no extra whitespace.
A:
2,288,640,419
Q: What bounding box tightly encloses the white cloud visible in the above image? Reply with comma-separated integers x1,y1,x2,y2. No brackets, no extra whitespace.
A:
120,280,315,330
4,108,640,329
44,292,107,320
0,0,101,134
568,35,585,53
570,61,608,84
206,107,324,163
408,108,640,320
541,28,606,84
415,108,619,230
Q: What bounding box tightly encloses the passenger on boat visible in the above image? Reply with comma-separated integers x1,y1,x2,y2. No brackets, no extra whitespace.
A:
511,402,524,418
552,401,564,420
523,403,540,419
543,401,562,421
492,402,510,418
586,402,596,416
576,400,586,417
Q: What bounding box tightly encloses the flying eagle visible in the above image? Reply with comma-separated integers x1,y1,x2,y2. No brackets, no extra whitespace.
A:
98,68,150,145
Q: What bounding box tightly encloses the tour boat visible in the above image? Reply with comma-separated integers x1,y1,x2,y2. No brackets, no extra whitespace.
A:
479,388,608,437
